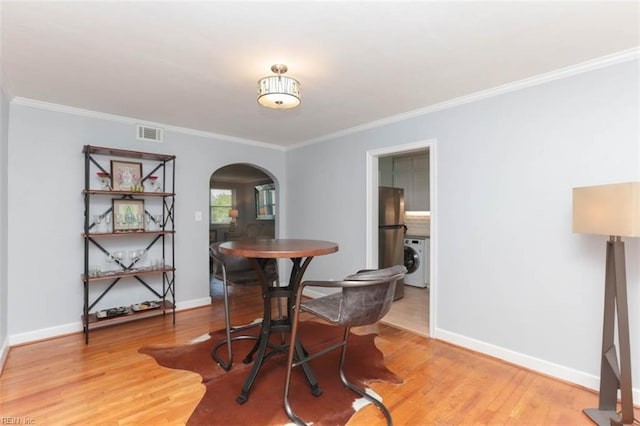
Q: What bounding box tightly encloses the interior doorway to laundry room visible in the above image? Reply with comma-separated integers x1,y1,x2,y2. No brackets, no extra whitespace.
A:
366,140,435,337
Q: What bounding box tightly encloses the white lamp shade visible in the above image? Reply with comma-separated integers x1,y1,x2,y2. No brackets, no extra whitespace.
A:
572,182,640,237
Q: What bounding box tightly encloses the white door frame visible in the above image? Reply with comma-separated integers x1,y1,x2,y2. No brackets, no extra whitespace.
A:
366,139,437,337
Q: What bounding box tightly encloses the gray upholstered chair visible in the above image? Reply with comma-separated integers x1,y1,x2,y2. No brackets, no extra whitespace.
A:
209,242,279,371
283,265,406,426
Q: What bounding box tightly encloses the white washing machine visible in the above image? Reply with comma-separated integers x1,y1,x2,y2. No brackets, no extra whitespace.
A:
403,236,429,288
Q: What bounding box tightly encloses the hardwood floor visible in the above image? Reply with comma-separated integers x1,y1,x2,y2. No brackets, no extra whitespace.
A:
381,285,429,337
0,280,620,425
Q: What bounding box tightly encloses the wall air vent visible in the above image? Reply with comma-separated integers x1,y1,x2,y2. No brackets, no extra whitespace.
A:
136,124,163,143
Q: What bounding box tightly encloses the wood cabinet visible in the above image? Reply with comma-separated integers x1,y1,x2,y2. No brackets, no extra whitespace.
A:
82,145,176,343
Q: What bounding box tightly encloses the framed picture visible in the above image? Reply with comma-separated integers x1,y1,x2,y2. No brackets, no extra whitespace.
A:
112,199,145,232
255,183,276,220
111,160,142,191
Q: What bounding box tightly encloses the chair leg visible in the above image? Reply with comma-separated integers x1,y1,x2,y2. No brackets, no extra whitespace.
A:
210,270,259,371
284,294,307,426
338,327,393,426
272,277,286,345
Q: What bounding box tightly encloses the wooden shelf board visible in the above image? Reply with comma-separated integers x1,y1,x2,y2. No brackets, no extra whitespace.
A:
83,230,175,238
83,189,175,197
84,301,175,328
83,266,175,283
83,145,176,161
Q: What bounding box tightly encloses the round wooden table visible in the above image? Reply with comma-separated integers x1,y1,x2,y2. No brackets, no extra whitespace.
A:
218,239,339,404
219,238,338,259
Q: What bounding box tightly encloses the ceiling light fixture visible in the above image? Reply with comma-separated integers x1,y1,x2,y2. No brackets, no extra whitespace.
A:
257,64,301,109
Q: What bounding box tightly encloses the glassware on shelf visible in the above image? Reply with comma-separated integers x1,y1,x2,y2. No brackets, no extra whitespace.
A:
105,251,116,274
128,249,147,269
138,249,148,269
96,172,111,190
88,265,101,278
104,213,112,233
114,250,126,267
154,214,163,230
147,175,160,192
153,258,165,270
128,250,138,270
92,214,103,233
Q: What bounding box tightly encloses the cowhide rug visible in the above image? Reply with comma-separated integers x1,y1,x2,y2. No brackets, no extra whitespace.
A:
139,321,402,425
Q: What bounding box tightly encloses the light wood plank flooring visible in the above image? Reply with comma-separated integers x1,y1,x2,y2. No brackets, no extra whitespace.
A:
381,285,429,337
0,280,625,425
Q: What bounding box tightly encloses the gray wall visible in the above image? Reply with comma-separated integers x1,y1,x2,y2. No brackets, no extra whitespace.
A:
286,60,640,394
6,104,286,342
0,81,9,369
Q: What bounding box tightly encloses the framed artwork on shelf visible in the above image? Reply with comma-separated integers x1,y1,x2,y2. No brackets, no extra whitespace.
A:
113,199,145,232
111,160,142,191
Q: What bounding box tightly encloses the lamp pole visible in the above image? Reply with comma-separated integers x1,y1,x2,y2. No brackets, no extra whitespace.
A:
583,236,633,425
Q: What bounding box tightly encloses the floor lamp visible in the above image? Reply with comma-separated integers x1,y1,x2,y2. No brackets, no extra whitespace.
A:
573,182,640,426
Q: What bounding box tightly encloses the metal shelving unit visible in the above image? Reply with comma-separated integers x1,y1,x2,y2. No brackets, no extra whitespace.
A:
82,145,176,343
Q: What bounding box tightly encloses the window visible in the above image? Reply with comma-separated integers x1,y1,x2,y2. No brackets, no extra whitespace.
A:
210,188,234,224
255,183,276,220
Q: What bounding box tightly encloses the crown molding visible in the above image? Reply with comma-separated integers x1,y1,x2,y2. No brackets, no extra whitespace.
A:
291,47,640,150
10,97,286,152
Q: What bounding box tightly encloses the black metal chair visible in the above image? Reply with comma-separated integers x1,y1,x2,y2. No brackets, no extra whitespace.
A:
209,242,279,371
283,265,407,426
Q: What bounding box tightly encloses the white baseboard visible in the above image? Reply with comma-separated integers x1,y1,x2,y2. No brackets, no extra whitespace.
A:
434,327,640,404
7,297,213,347
175,297,211,311
0,335,9,376
9,322,83,346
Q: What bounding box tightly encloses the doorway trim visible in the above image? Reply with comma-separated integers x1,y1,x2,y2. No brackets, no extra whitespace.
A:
366,139,437,337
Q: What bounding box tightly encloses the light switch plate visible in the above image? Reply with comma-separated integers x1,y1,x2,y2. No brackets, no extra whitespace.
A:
195,211,202,221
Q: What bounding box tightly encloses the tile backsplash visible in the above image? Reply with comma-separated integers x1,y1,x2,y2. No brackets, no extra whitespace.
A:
405,211,430,237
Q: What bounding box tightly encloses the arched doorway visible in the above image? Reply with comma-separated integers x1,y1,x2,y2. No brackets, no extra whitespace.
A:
208,163,277,297
209,163,277,245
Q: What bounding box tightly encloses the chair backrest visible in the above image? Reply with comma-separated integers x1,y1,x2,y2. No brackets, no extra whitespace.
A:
209,242,278,285
210,242,253,274
338,265,406,327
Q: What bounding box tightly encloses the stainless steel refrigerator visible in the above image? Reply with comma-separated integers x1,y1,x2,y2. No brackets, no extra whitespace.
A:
379,186,406,300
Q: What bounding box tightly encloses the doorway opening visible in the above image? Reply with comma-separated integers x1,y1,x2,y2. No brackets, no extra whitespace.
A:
209,163,278,297
366,139,436,337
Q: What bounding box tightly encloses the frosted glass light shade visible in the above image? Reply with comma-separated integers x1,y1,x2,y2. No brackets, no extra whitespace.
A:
572,182,640,237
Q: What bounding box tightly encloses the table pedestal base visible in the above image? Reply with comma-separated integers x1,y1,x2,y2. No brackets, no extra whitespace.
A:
236,256,321,404
583,408,627,426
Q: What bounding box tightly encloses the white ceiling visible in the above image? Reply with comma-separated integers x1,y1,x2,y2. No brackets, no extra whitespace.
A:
2,1,638,147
